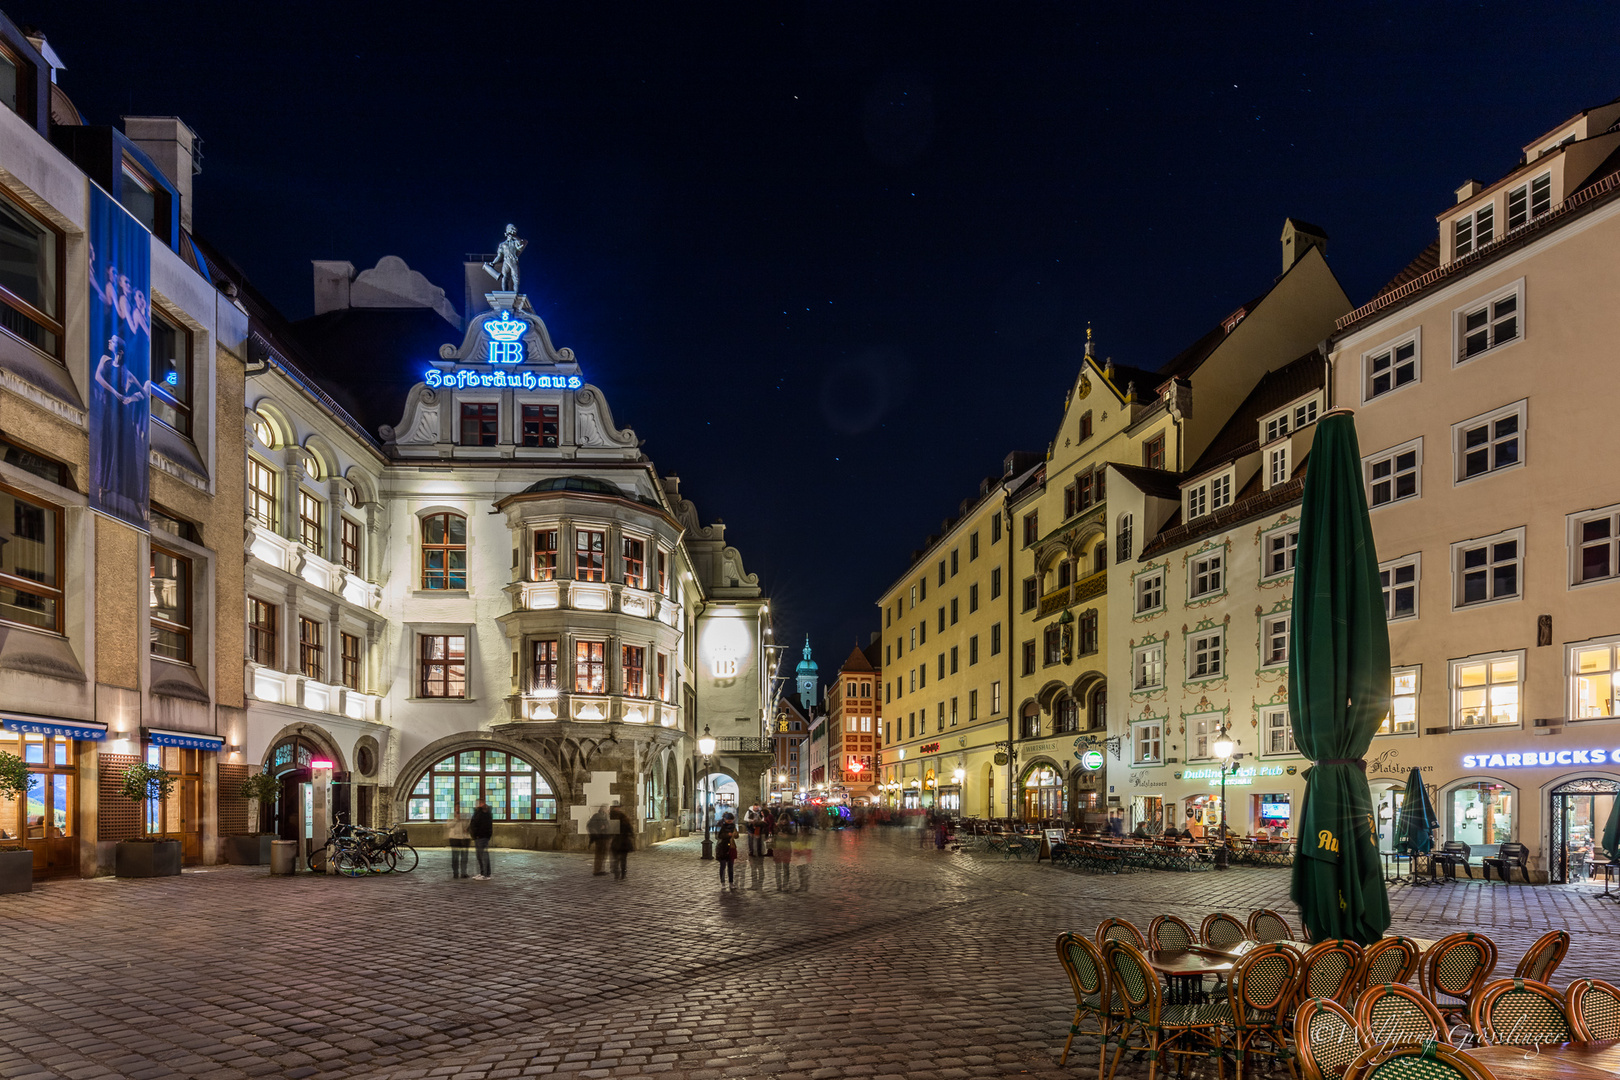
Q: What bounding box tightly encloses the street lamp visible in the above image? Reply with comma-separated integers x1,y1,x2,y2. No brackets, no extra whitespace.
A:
698,725,716,861
1211,728,1235,870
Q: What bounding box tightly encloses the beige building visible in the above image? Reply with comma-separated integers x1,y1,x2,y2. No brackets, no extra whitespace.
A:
0,23,248,877
1324,96,1620,881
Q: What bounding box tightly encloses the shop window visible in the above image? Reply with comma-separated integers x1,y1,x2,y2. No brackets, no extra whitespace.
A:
406,749,557,822
520,403,560,447
340,517,362,574
298,490,324,555
1261,706,1296,756
1451,652,1521,729
0,190,63,358
1450,781,1513,850
143,744,201,840
575,640,606,693
418,634,466,698
1022,766,1064,820
623,536,645,589
248,459,277,529
421,513,467,590
150,309,192,435
532,639,559,692
0,484,61,632
1571,639,1620,721
575,528,606,582
149,545,191,662
1381,667,1419,735
340,632,361,690
0,727,71,845
248,597,277,666
459,402,498,446
623,644,645,697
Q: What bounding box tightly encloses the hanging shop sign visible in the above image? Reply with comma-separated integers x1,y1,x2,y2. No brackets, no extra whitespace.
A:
1462,749,1618,769
1081,749,1105,771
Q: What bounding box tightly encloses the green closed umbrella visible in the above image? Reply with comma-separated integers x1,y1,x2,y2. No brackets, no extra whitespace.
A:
1289,410,1392,945
1393,767,1436,856
1601,793,1620,863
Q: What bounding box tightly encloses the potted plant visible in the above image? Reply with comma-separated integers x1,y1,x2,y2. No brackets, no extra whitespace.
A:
226,773,281,865
114,762,182,878
0,752,35,893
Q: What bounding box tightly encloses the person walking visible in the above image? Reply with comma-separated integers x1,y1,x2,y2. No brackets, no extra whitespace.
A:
447,809,471,879
744,802,764,858
771,812,795,891
610,805,633,879
588,805,611,875
715,811,739,888
470,798,494,879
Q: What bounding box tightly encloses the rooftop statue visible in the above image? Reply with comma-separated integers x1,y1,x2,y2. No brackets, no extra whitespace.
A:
482,224,528,292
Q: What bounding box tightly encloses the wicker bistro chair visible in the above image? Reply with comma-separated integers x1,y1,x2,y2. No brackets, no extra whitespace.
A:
1359,938,1423,994
1294,998,1365,1080
1249,908,1297,943
1203,912,1252,948
1225,943,1301,1080
1295,940,1365,1013
1564,977,1620,1041
1096,917,1147,950
1056,932,1127,1070
1150,915,1197,951
1343,1042,1497,1080
1469,977,1573,1046
1419,933,1498,1022
1103,939,1230,1080
1355,983,1452,1048
1511,929,1570,984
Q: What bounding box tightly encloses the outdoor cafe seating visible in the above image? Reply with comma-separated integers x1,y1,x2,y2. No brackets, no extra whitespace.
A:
1057,917,1617,1080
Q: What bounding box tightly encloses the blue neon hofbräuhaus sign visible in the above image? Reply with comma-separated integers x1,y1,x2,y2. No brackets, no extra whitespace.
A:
423,310,583,390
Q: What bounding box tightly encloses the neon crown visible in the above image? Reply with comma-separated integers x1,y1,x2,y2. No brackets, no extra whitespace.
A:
484,311,527,343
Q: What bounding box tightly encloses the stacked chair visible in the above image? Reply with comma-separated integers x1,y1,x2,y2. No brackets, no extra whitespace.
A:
1565,978,1620,1040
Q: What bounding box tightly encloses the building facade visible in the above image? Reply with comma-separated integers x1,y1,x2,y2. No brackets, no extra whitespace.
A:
824,640,882,803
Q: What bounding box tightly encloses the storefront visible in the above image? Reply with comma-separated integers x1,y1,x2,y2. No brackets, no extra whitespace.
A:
0,716,106,877
1022,764,1064,821
1445,778,1514,858
1252,792,1292,835
1548,776,1618,884
145,728,224,865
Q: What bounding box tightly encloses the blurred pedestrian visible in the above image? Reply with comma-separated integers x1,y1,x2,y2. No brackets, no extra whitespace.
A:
470,798,494,879
716,811,739,888
447,809,471,879
744,802,764,857
772,812,795,890
610,805,633,879
588,804,611,875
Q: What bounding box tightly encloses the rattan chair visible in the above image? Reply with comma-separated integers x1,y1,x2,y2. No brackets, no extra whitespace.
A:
1355,982,1451,1047
1056,932,1125,1069
1564,977,1620,1041
1296,939,1365,1006
1226,942,1299,1080
1249,908,1296,943
1418,932,1498,1021
1149,914,1197,951
1095,917,1146,950
1511,929,1569,984
1359,937,1422,993
1103,939,1229,1080
1294,998,1364,1080
1469,977,1572,1045
1344,1042,1497,1080
1202,912,1251,948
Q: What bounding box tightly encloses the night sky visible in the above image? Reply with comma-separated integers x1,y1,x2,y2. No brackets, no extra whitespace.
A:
23,2,1619,686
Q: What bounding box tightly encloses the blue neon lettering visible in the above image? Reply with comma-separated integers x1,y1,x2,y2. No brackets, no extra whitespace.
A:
1557,750,1573,765
425,370,441,387
1505,753,1520,766
422,366,586,390
1575,750,1590,764
1539,752,1556,765
1462,755,1476,769
1596,750,1610,764
1487,754,1506,768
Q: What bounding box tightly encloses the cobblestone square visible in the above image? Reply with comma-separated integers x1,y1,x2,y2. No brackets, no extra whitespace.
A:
1,829,1616,1080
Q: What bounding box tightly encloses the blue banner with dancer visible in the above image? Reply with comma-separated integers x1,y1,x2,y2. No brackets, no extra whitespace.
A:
87,186,151,528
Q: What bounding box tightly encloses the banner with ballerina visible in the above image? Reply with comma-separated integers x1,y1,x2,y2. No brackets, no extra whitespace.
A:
87,186,151,529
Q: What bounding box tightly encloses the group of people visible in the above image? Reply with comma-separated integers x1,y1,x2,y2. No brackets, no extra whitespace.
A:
713,803,815,890
445,799,495,879
586,805,638,879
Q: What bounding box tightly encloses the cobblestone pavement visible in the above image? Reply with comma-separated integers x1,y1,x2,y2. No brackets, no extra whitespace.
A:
0,829,1616,1080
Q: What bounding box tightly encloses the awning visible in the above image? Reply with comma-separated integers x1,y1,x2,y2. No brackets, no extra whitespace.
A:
145,728,226,752
1,716,108,741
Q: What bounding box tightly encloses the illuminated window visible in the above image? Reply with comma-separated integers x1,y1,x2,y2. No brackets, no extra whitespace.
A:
418,635,466,698
298,490,323,554
520,403,560,447
299,617,324,681
420,513,467,590
623,645,645,697
340,517,362,574
575,640,606,693
532,639,559,692
341,632,361,690
575,529,605,582
0,484,61,632
150,310,192,435
1380,667,1418,735
248,459,277,529
406,749,557,822
459,402,498,446
149,546,191,662
1451,652,1521,729
248,597,276,666
1571,641,1620,721
623,536,645,589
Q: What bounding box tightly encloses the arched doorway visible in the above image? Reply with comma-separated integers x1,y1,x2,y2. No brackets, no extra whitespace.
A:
264,733,334,847
1022,763,1064,822
696,772,739,830
1550,776,1619,883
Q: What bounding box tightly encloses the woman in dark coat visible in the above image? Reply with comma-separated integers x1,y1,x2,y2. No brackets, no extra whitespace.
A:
715,811,739,888
610,806,634,879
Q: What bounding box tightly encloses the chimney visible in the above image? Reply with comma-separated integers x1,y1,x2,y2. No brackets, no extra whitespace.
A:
122,117,200,232
1280,218,1328,273
312,261,355,316
1455,179,1483,204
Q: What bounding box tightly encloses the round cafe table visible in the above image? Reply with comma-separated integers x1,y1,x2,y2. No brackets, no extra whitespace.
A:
1459,1042,1620,1080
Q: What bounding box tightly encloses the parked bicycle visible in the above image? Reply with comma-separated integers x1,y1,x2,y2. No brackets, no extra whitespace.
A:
307,815,417,875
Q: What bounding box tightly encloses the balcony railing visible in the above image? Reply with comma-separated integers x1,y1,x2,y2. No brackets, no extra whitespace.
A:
1037,568,1107,618
513,580,682,626
506,691,681,727
717,736,771,753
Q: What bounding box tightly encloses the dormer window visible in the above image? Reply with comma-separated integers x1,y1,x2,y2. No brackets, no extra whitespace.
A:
1506,173,1552,230
1261,397,1320,444
1266,444,1290,489
1453,202,1494,258
1185,472,1232,520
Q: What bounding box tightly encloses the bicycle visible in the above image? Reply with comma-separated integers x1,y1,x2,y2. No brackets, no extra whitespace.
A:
308,814,373,877
354,823,418,873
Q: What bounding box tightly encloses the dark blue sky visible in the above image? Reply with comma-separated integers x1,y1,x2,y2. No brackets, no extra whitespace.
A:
24,1,1619,684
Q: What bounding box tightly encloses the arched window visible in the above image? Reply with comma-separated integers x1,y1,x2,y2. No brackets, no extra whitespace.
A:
1020,702,1041,739
421,513,466,590
406,748,557,822
1054,696,1079,734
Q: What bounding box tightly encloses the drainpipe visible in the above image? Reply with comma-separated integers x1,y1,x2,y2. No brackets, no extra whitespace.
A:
1004,491,1016,823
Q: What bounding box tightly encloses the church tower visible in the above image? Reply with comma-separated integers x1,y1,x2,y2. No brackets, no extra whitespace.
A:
795,636,819,706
